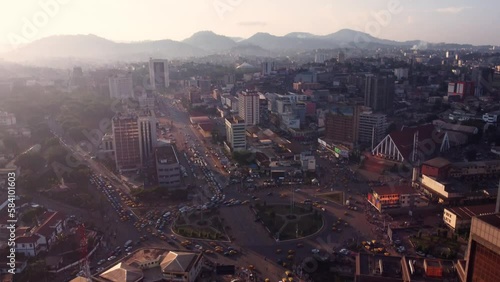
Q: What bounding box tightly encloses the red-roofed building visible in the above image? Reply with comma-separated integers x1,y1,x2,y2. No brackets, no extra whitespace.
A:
443,204,496,233
197,122,214,138
16,234,41,257
27,211,66,253
421,157,452,180
367,185,425,212
372,124,450,163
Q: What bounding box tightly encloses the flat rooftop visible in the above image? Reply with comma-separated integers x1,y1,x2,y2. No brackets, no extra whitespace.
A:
446,204,496,221
423,157,451,168
372,185,417,196
476,213,500,229
155,145,178,164
403,257,458,281
226,116,245,124
357,253,403,279
453,160,500,168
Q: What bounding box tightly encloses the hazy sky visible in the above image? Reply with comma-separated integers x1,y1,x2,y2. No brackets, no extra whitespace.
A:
1,0,499,49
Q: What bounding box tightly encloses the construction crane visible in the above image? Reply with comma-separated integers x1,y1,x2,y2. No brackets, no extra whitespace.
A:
78,223,91,281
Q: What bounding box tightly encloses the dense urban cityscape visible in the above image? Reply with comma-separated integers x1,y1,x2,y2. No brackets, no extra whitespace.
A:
1,2,500,282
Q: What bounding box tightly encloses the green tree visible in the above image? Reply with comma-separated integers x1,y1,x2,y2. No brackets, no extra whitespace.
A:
2,136,19,154
15,152,45,171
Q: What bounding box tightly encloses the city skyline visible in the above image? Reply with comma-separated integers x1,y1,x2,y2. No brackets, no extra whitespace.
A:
1,0,500,51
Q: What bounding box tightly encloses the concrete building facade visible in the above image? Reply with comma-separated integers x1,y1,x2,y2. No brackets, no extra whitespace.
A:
155,145,181,188
149,58,169,90
238,91,260,125
138,111,157,165
358,111,388,148
463,214,500,282
112,113,141,172
108,75,134,99
364,74,395,114
224,116,246,152
324,105,360,149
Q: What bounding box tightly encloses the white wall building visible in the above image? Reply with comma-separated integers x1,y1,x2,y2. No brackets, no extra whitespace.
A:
314,53,329,63
482,112,499,124
108,75,134,99
393,68,409,80
225,116,246,152
155,145,181,188
0,112,16,126
358,111,388,147
238,91,260,125
138,94,155,110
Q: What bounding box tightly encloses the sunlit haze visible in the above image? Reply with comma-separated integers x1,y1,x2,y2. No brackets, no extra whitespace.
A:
1,0,500,49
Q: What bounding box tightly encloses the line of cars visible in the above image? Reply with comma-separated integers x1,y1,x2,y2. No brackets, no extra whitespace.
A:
89,173,134,222
186,144,225,205
133,209,174,240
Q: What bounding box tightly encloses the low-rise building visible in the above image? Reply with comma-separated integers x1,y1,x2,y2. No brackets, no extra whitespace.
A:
99,262,143,282
0,112,16,126
355,253,458,281
443,204,496,234
415,157,500,204
95,249,204,282
15,211,66,256
160,251,204,282
372,124,450,163
367,185,424,213
15,235,41,257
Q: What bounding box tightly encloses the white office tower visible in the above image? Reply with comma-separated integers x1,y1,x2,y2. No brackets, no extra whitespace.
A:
225,116,246,152
109,75,134,99
358,111,388,148
149,58,170,90
238,90,260,125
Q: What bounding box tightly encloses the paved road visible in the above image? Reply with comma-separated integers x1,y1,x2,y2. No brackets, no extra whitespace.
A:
43,94,383,281
154,94,387,281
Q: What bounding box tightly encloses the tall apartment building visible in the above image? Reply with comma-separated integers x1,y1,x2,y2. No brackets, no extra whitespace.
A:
108,75,134,99
112,113,141,172
364,74,395,114
324,105,360,149
358,111,388,148
462,213,500,282
393,68,409,80
337,51,345,63
188,87,202,105
138,111,157,165
314,53,329,64
155,145,181,188
447,81,475,99
261,62,274,76
149,58,169,90
238,91,260,125
224,116,246,152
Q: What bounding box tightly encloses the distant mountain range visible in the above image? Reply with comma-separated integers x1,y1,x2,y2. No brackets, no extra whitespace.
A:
0,29,491,64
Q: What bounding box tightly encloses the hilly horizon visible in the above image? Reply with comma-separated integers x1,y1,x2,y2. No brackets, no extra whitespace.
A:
0,29,492,64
